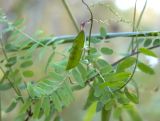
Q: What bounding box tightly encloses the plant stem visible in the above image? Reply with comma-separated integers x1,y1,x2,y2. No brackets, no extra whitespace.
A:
101,108,112,121
4,31,160,52
82,0,93,49
62,0,79,33
83,44,160,87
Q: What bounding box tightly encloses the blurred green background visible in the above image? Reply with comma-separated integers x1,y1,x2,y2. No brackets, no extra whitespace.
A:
0,0,160,121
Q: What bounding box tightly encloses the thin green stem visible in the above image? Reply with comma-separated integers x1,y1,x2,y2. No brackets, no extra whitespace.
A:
3,31,160,52
115,0,148,91
136,0,147,29
131,0,137,52
62,0,79,33
82,0,93,50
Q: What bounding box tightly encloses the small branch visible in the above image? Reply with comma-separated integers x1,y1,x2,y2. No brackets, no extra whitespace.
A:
84,44,160,86
25,106,33,121
112,44,160,66
62,0,79,33
82,0,93,49
4,31,160,52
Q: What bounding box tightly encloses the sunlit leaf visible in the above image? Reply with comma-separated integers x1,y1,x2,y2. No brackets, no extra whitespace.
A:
139,47,157,58
22,70,34,77
137,62,154,74
66,30,85,70
83,102,97,121
117,57,136,72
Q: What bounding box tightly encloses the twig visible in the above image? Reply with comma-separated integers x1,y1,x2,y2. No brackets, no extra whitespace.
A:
3,31,160,52
24,106,33,121
116,0,148,91
62,0,79,33
82,0,93,50
85,44,160,85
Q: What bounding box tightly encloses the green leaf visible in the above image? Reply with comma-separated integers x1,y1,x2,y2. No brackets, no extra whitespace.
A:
20,60,33,68
153,39,160,46
124,104,142,121
6,56,17,67
91,38,101,43
116,92,130,104
83,102,97,121
100,72,131,89
113,106,123,119
124,87,139,104
100,47,113,55
5,99,18,112
104,99,114,110
57,83,73,107
22,70,34,77
95,59,111,68
42,97,50,116
100,27,107,38
66,30,85,70
51,93,62,111
72,68,84,87
13,18,24,27
77,63,87,80
5,44,18,52
139,47,157,58
117,57,136,72
14,113,25,121
143,38,152,47
33,99,42,119
84,88,96,110
54,115,63,121
0,82,12,90
20,99,32,113
137,62,154,74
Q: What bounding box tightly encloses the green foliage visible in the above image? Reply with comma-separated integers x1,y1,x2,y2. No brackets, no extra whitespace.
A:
83,102,97,121
0,5,159,121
